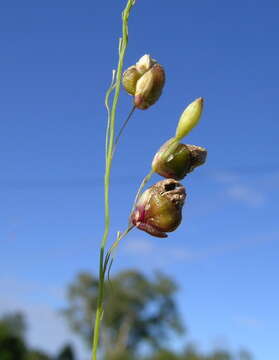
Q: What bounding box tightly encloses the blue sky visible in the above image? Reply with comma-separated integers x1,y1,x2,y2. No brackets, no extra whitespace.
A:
0,1,278,359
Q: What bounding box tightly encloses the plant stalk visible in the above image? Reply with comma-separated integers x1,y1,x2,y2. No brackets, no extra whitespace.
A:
92,1,135,360
114,105,136,151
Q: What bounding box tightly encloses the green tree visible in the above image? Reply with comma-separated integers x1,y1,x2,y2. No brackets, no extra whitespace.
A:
148,348,180,360
63,270,184,356
206,350,232,360
105,349,134,360
0,327,27,360
238,350,252,360
0,312,27,360
0,312,26,339
26,349,52,360
182,344,205,360
0,313,52,360
63,269,253,360
56,344,75,360
147,347,253,360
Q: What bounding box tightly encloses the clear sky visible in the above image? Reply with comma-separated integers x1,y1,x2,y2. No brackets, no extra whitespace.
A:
0,1,278,359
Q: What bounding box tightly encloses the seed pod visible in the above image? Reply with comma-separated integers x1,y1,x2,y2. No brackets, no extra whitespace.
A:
186,144,208,173
152,138,207,180
131,179,186,238
122,66,142,95
122,54,165,110
134,64,165,110
175,98,204,140
135,54,157,75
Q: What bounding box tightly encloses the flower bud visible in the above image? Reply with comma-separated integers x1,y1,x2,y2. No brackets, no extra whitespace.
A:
122,55,165,110
131,179,186,238
175,98,204,140
152,138,207,180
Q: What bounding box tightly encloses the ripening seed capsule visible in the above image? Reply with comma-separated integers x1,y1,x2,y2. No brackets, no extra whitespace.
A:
134,64,165,110
122,66,142,95
131,179,186,238
122,54,165,110
152,138,207,180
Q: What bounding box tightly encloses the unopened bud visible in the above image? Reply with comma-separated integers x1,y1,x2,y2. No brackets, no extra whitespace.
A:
152,139,207,180
122,55,165,110
131,179,186,238
175,98,204,140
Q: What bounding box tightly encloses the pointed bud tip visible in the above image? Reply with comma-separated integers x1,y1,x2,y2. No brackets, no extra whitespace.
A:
196,97,204,110
175,97,204,140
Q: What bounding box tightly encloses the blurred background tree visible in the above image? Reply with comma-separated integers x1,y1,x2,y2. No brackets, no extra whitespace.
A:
63,269,184,358
238,350,253,360
0,313,75,360
63,269,253,360
0,312,28,360
56,344,75,360
205,350,232,360
0,312,26,339
26,350,52,360
0,270,253,360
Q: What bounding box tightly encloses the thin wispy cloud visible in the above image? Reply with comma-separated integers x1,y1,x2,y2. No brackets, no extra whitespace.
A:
122,231,278,266
234,315,263,330
211,170,269,207
227,184,266,207
211,170,240,184
123,237,196,266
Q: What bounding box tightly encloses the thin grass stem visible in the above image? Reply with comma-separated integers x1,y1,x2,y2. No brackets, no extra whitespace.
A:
114,105,136,152
91,1,136,360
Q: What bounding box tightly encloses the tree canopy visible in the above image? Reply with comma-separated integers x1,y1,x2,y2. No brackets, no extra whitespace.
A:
63,269,184,355
63,269,253,360
0,270,253,360
0,312,75,360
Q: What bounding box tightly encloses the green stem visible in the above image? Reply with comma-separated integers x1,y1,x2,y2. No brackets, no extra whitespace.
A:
105,74,116,163
114,105,136,152
128,137,180,223
104,224,135,273
92,2,135,360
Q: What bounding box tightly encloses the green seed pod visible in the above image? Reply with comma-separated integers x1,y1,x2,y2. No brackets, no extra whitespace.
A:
122,66,141,95
152,138,207,180
134,64,165,110
175,98,204,140
131,179,186,238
